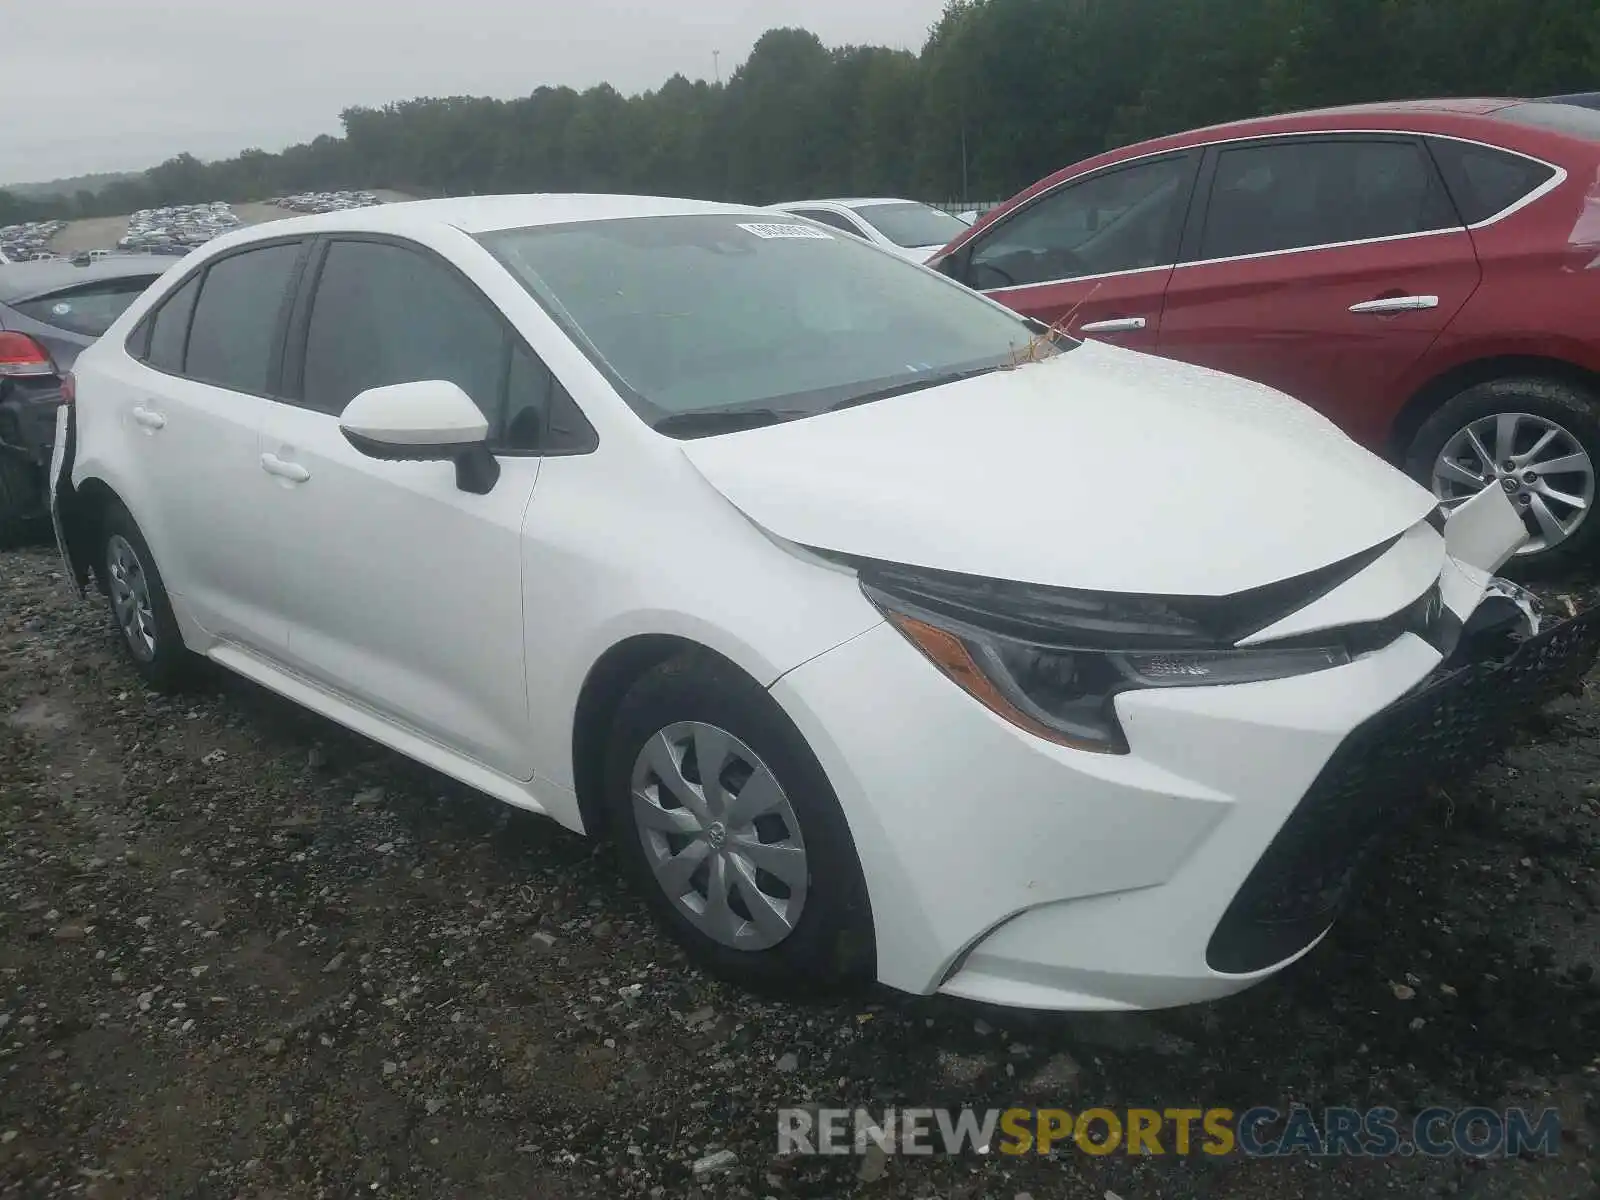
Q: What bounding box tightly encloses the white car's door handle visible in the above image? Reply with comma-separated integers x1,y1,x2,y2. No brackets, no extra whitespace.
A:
260,453,310,483
131,405,166,430
1078,316,1148,333
1348,295,1439,314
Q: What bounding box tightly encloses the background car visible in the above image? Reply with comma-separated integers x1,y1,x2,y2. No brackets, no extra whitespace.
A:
274,190,381,213
930,95,1600,568
768,198,971,262
119,202,242,253
0,255,166,542
0,219,67,264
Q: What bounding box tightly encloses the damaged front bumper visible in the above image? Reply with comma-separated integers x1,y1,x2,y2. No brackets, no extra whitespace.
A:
774,482,1600,1010
1206,483,1600,973
1206,596,1600,973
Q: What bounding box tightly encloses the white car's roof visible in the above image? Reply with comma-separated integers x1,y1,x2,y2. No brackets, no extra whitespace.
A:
239,194,762,239
773,198,918,211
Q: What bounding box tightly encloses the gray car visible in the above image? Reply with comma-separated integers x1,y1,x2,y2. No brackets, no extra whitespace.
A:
0,256,168,541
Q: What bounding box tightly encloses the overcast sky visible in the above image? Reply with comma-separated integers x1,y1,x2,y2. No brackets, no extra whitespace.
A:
3,0,946,184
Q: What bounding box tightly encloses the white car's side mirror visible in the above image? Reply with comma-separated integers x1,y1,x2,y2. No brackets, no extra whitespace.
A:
339,380,499,495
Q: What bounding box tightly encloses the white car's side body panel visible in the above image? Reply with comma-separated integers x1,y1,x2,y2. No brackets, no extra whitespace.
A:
71,349,286,654
256,403,544,780
207,638,560,820
66,206,895,836
513,447,887,805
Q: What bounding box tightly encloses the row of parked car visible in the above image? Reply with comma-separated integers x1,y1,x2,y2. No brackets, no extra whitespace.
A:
271,190,382,214
0,220,68,264
36,88,1600,1019
117,202,243,255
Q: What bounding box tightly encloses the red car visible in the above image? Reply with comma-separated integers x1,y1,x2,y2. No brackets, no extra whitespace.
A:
930,96,1600,568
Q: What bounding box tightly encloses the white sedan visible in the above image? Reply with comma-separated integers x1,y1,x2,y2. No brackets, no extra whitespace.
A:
766,198,970,262
50,194,1599,1011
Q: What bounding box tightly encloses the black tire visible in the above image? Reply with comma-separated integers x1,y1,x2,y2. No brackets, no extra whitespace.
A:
603,651,875,995
97,502,194,692
0,453,42,549
1405,376,1600,575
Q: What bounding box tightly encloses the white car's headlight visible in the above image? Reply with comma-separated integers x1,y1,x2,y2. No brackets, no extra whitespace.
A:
855,561,1359,754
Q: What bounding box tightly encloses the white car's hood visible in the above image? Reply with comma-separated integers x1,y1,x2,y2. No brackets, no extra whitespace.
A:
679,341,1438,596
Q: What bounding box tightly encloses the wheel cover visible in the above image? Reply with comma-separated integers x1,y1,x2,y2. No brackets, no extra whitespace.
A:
106,534,157,662
1431,411,1595,555
629,721,809,951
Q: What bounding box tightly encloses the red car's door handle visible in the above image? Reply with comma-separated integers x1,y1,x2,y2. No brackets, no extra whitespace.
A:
1078,316,1148,333
1349,295,1439,314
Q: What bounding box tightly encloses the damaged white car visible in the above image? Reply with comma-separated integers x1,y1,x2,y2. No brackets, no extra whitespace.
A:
49,195,1600,1011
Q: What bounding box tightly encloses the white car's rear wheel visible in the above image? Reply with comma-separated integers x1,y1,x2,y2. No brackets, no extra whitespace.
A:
106,533,159,662
98,502,194,692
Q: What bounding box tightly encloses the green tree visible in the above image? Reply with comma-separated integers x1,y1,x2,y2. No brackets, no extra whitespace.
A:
721,28,836,202
13,3,1600,224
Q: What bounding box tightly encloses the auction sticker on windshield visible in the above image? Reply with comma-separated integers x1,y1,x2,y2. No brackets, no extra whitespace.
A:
736,222,834,240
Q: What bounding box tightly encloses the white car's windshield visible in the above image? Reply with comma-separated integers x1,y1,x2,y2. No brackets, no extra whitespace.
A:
478,214,1066,435
851,202,971,248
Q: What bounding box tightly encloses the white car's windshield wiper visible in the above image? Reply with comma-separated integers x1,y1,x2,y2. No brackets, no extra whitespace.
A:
825,365,1006,414
655,355,1050,433
652,407,808,438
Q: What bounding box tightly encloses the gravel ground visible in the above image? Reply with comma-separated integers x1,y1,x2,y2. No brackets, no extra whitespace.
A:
4,542,1600,1199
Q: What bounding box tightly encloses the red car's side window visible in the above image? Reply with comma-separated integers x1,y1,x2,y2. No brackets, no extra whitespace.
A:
1197,139,1458,261
1426,138,1558,225
965,155,1192,290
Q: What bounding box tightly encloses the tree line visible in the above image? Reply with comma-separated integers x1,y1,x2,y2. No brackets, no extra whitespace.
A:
4,0,1596,228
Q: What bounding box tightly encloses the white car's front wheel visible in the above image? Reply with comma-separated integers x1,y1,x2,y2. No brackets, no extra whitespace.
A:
604,652,874,994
